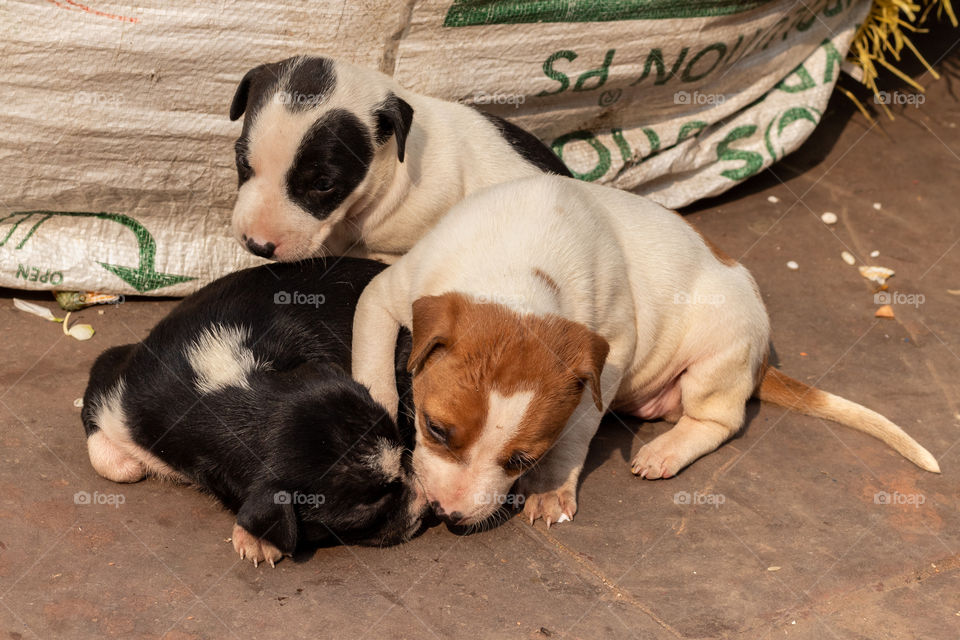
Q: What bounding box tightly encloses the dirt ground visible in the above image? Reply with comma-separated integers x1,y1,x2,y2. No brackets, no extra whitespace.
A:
3,32,960,640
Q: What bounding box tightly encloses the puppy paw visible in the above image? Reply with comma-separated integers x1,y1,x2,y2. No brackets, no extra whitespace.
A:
518,483,577,528
231,523,283,568
631,442,683,480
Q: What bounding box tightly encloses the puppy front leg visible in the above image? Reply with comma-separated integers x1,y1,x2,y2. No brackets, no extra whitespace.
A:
519,402,604,527
520,358,625,527
232,488,298,567
352,272,405,420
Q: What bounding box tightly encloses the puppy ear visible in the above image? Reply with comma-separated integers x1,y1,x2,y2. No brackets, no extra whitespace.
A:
230,66,262,121
407,294,459,374
574,329,609,412
374,93,414,162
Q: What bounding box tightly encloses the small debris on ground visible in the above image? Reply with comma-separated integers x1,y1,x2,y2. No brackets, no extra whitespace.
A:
767,566,782,572
875,305,895,319
63,312,95,341
13,298,59,322
786,260,799,270
767,195,780,203
821,212,837,224
12,298,95,341
841,251,856,265
872,202,882,210
54,291,122,311
859,265,895,286
870,250,880,258
73,398,83,408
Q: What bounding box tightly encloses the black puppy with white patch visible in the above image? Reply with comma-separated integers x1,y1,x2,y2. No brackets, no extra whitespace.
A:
81,258,424,566
229,55,571,262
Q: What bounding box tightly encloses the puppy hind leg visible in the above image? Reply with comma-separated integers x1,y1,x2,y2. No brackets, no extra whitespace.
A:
86,430,146,483
632,345,755,479
631,416,731,479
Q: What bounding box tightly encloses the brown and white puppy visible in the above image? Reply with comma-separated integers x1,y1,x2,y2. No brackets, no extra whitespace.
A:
351,174,940,528
229,55,570,261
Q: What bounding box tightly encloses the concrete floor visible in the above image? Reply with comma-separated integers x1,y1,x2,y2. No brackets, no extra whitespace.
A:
3,36,960,640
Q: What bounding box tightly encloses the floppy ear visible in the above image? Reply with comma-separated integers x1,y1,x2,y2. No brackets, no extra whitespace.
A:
407,294,459,374
229,66,264,121
374,92,415,162
574,329,609,412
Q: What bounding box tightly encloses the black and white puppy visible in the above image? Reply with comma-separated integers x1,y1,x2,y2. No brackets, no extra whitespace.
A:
229,55,571,261
81,258,424,566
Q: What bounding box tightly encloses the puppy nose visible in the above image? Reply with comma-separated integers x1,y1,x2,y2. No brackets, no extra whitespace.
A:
245,237,276,259
430,502,463,524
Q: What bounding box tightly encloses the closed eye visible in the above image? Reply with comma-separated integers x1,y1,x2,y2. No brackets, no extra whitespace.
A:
504,451,537,473
422,413,450,446
307,178,334,196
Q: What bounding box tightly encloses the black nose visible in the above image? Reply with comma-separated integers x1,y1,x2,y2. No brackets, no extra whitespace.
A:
245,237,276,259
430,502,463,524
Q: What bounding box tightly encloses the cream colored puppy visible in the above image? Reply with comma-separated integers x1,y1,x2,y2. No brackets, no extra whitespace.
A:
352,175,940,527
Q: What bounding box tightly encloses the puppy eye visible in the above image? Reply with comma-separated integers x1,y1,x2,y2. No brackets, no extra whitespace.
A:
505,451,537,473
307,180,334,197
422,414,449,446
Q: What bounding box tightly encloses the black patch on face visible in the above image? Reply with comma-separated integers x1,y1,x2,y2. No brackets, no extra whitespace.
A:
478,110,573,177
286,109,373,220
373,93,414,162
230,56,337,187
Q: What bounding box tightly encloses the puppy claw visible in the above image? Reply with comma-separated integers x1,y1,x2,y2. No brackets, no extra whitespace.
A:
231,523,284,568
519,484,577,528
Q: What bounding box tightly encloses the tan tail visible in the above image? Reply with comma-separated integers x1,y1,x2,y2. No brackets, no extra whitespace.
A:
756,367,940,473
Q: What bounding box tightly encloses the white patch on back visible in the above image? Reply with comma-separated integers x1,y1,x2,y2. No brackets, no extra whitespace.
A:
185,324,261,394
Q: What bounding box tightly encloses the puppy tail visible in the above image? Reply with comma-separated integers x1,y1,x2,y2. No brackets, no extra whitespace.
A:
756,366,940,473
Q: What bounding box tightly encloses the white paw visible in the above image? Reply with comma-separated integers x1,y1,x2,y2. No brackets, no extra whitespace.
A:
231,523,284,568
518,478,577,528
631,440,685,480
